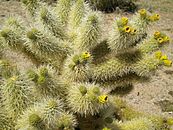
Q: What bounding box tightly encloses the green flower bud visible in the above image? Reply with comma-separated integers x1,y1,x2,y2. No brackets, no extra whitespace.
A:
27,70,38,82
37,76,46,85
0,29,11,38
27,28,38,40
79,85,87,95
29,114,42,126
39,67,48,77
72,55,80,64
92,87,100,94
40,7,48,20
88,93,97,101
104,117,113,124
68,63,75,70
87,14,98,25
47,100,57,109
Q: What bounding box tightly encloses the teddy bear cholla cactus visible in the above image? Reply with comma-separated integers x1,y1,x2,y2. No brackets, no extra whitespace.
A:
0,0,172,130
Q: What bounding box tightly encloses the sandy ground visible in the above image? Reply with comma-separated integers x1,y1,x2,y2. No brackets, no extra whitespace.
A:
0,0,173,119
102,0,173,118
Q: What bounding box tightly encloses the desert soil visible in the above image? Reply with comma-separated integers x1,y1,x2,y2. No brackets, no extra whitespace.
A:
0,0,173,120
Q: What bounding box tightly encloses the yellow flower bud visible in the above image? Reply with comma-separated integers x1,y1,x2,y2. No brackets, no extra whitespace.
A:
167,118,173,125
163,36,170,42
155,51,162,59
153,14,160,21
163,60,172,67
160,55,168,60
131,28,137,35
81,52,91,60
121,17,128,25
102,127,111,130
154,31,161,39
123,26,131,33
158,37,164,44
98,95,108,104
138,9,147,17
149,16,155,22
149,14,160,22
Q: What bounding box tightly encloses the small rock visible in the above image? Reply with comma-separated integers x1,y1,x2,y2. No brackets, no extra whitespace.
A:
164,70,173,75
0,14,5,17
168,91,173,97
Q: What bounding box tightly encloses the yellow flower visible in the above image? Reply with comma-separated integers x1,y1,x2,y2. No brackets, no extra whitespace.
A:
163,60,172,67
158,37,164,44
131,28,137,35
150,14,160,21
121,17,128,25
154,31,161,39
167,118,173,125
149,16,155,22
102,127,111,130
98,95,108,104
163,36,170,42
160,55,168,60
155,51,162,59
123,26,131,33
138,9,147,17
81,52,91,60
153,14,160,21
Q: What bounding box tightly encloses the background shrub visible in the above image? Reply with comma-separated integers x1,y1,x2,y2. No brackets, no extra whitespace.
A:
87,0,137,12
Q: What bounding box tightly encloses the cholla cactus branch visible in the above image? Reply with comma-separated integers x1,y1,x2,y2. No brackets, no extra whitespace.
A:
56,0,72,25
38,97,64,129
22,0,40,16
25,28,69,60
27,65,65,98
0,28,24,50
0,109,15,130
62,52,92,82
68,0,89,29
66,83,109,116
16,107,46,130
91,58,130,81
1,74,34,120
75,12,102,51
39,6,67,39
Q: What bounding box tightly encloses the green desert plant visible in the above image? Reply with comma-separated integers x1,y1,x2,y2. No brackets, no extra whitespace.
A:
87,0,137,12
0,0,172,130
